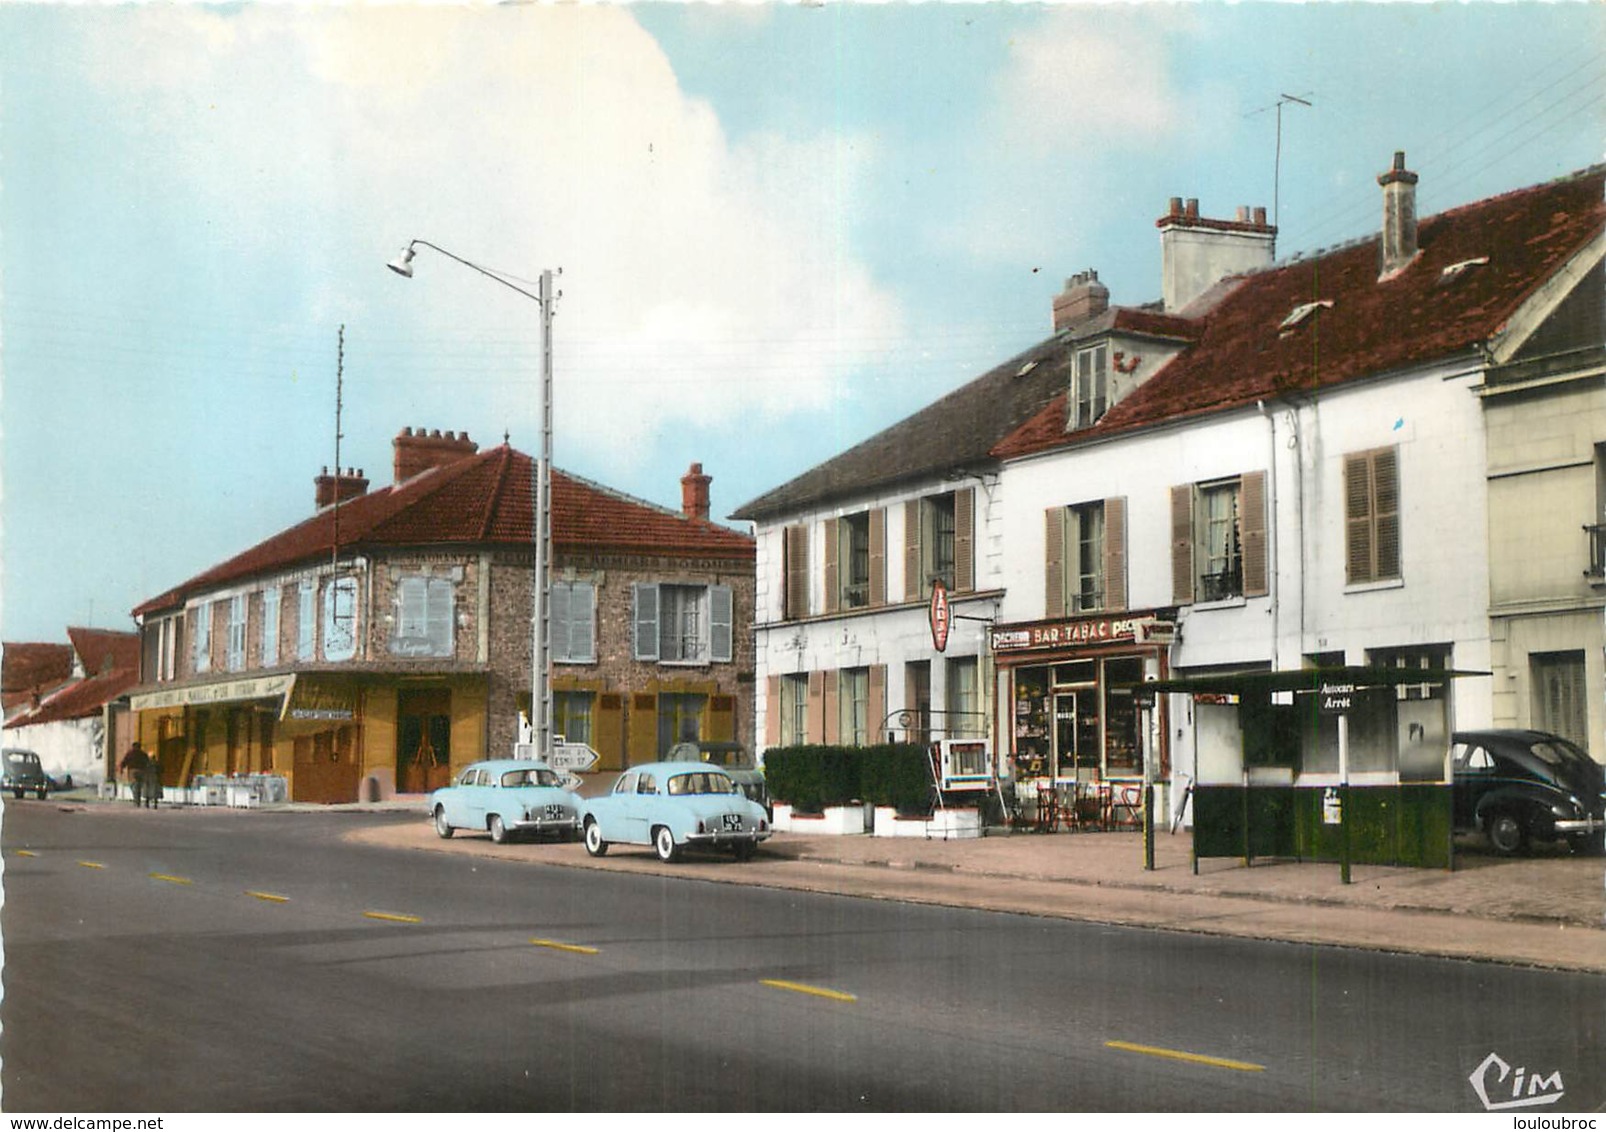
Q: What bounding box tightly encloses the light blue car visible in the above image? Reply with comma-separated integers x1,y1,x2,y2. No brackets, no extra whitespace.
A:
581,760,772,862
430,759,582,844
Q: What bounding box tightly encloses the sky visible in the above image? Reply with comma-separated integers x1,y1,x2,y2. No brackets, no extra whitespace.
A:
1,1,1602,645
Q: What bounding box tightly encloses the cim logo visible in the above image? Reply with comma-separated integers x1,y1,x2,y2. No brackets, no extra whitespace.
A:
1469,1051,1565,1111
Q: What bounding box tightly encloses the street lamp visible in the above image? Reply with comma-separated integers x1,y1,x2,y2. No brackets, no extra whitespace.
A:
388,239,559,760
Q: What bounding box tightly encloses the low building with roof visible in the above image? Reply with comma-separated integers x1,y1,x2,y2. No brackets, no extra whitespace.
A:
3,627,140,786
127,427,754,803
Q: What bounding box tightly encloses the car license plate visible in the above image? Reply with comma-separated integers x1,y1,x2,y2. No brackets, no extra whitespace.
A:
722,814,744,831
544,805,565,820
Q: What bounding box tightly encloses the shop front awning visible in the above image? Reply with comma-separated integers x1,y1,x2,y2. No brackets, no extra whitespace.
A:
128,673,296,713
1134,665,1491,696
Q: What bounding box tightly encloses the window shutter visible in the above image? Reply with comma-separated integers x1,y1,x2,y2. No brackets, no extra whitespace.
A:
1171,485,1195,604
1044,507,1067,618
954,488,975,592
823,519,840,614
709,584,733,662
1104,496,1128,611
627,692,657,764
869,508,887,606
707,694,736,742
595,693,625,772
550,582,571,660
868,664,887,744
1344,454,1374,584
632,582,659,660
784,524,809,620
806,670,826,744
1240,471,1268,597
570,582,595,662
1374,448,1400,580
904,500,922,601
823,670,841,744
765,675,782,748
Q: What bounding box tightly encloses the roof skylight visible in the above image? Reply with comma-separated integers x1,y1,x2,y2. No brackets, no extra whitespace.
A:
1278,299,1333,333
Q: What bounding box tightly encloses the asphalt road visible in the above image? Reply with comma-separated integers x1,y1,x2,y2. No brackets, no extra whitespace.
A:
3,801,1602,1112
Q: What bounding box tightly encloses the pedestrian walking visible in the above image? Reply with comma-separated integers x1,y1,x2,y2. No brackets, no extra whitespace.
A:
119,742,150,807
141,749,163,809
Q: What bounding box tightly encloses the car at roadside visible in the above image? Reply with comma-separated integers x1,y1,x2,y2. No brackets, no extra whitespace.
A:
1450,729,1605,855
580,760,771,862
429,759,582,844
2,749,51,800
665,739,769,813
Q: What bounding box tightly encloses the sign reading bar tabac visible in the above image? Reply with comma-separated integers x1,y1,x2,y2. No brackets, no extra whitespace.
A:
991,614,1162,654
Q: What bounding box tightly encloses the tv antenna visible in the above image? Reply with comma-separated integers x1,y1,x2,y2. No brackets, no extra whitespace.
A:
1248,92,1312,229
332,324,345,569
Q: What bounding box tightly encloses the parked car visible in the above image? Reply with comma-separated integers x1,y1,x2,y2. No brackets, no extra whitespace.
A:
1449,729,1605,855
429,759,582,844
666,739,769,813
2,749,51,800
581,760,772,862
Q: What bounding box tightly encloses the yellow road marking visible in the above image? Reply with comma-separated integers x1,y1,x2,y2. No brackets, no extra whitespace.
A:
149,873,193,886
1105,1040,1265,1073
363,911,421,924
76,861,106,870
246,891,290,903
530,938,598,955
760,978,858,1003
15,850,37,857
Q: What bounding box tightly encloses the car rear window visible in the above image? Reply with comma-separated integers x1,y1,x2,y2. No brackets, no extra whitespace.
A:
667,772,738,796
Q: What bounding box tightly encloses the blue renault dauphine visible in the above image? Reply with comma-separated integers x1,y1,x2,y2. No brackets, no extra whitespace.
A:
581,760,771,862
430,759,582,844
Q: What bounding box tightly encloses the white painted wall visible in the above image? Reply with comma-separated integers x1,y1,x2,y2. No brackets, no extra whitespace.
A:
4,716,106,786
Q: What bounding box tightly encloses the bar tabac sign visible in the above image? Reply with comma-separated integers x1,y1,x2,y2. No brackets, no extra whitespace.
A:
991,615,1148,653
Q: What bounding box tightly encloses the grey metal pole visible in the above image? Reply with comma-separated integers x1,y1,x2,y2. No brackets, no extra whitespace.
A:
532,269,555,760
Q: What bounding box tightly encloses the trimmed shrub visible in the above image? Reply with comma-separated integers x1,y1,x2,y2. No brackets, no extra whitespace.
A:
762,745,864,813
859,744,937,816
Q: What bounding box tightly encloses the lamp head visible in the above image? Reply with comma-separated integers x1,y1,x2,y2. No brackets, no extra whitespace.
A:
387,245,416,278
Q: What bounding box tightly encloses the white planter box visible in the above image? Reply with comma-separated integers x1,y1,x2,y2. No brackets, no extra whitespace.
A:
772,802,866,835
872,805,982,840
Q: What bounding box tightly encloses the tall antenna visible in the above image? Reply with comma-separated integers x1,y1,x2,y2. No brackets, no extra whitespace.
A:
332,324,345,570
1249,92,1312,230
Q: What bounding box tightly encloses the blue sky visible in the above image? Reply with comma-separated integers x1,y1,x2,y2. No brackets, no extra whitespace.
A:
2,2,1602,644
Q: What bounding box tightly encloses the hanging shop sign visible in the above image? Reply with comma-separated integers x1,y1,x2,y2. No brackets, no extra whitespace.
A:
130,673,296,713
285,680,356,722
928,579,952,652
991,614,1175,655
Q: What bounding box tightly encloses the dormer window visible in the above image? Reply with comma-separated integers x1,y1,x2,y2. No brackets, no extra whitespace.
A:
1279,300,1334,335
1072,344,1108,429
1439,256,1489,285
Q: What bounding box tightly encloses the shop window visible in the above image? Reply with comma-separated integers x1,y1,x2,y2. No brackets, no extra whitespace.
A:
390,576,454,658
323,576,358,662
554,691,594,746
226,594,248,673
1102,657,1144,775
1171,473,1267,604
192,601,212,674
261,587,280,667
633,582,733,664
551,581,595,663
1345,447,1401,585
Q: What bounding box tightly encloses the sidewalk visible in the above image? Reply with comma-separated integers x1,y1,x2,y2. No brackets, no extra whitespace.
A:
337,803,1606,974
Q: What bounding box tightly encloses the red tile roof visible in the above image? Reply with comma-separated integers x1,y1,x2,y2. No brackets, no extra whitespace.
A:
66,627,139,678
3,630,139,729
134,446,753,617
5,665,140,728
996,165,1606,459
1,642,73,696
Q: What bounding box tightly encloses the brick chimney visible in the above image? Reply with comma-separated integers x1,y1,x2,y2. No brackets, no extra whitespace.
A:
315,466,369,510
392,427,478,483
681,462,712,522
1377,150,1420,278
1051,270,1111,333
1157,197,1276,312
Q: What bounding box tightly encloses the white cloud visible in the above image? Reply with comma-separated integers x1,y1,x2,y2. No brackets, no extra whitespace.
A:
72,5,903,461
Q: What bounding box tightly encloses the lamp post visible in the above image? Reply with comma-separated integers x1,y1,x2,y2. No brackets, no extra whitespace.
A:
388,240,558,759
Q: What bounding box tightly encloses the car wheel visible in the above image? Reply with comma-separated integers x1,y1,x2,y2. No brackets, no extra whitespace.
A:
433,806,454,840
11,788,22,800
35,787,47,801
583,818,608,857
489,814,510,844
653,825,680,863
1486,810,1527,856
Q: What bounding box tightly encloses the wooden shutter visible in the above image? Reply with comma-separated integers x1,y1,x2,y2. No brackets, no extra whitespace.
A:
783,524,809,620
823,519,840,614
709,584,733,662
869,508,887,607
632,582,659,660
707,694,736,742
806,670,825,743
1104,496,1128,611
868,665,887,744
954,488,975,592
822,671,841,744
1345,453,1374,584
1374,448,1400,581
627,692,657,765
595,693,625,772
904,500,922,601
549,582,571,661
1240,471,1268,597
765,675,782,748
1044,506,1067,618
1171,485,1195,604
